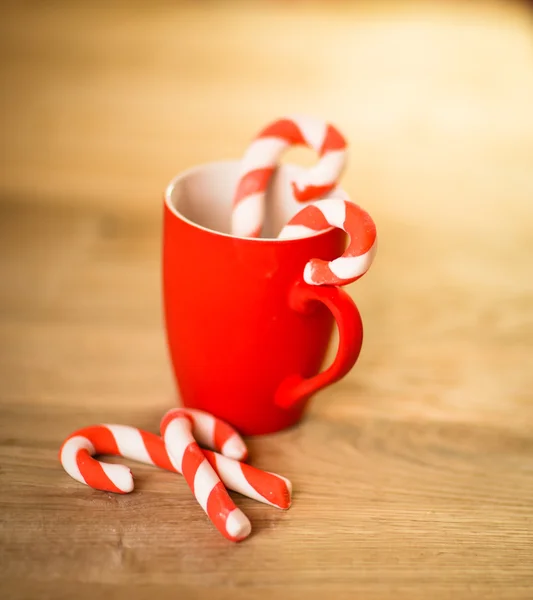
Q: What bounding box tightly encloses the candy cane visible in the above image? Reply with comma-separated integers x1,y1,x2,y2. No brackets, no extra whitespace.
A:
159,410,250,541
59,423,291,508
278,195,377,286
232,115,348,238
172,407,248,461
60,413,292,541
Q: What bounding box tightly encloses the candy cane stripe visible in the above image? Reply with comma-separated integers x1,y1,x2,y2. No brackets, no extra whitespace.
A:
162,418,191,472
282,204,332,230
258,118,307,145
302,241,376,286
318,197,346,228
225,508,252,539
239,138,289,173
292,183,335,203
279,195,377,286
161,412,250,542
209,452,258,502
277,203,333,239
321,124,347,154
220,433,248,461
76,449,130,494
182,408,216,452
181,441,204,483
105,424,154,466
233,168,275,204
242,463,292,509
290,115,327,150
61,436,93,484
329,255,364,280
98,461,134,493
213,414,248,460
82,425,120,455
138,429,175,472
291,150,347,196
61,433,132,494
277,224,318,240
162,408,248,460
206,452,292,509
193,460,222,511
230,193,263,238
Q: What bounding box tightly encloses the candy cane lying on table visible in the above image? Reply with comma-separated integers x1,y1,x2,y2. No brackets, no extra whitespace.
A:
59,422,291,506
59,414,292,540
232,115,348,238
278,195,378,286
160,409,250,542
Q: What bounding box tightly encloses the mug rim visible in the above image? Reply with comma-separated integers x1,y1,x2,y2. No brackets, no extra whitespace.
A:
164,159,334,243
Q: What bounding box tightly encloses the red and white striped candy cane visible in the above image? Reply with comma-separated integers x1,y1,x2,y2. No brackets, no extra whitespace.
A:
60,407,246,492
278,195,377,286
59,423,291,507
174,407,248,461
159,409,250,541
232,115,348,238
202,450,291,510
60,423,250,541
59,411,292,541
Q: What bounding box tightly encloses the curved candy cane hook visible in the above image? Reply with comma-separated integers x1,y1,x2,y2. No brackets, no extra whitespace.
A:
59,409,293,542
160,409,250,542
232,115,348,238
278,194,377,286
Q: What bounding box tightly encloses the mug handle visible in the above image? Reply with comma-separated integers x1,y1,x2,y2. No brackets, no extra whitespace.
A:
274,280,363,410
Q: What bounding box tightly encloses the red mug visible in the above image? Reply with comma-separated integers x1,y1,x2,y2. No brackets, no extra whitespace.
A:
162,161,364,436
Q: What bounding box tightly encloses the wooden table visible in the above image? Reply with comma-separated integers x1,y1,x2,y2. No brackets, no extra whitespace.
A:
1,1,532,598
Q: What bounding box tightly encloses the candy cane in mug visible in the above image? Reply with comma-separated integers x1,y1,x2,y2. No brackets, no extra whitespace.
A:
278,195,377,286
232,115,348,238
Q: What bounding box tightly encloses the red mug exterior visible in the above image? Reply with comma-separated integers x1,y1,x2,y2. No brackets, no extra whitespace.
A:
163,161,363,436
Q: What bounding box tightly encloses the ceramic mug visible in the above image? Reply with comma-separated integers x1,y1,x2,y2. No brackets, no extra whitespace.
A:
162,161,364,436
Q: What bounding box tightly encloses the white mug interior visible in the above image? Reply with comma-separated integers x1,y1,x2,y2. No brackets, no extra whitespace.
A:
165,160,342,240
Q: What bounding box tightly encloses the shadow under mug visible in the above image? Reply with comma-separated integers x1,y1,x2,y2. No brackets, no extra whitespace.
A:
163,160,363,436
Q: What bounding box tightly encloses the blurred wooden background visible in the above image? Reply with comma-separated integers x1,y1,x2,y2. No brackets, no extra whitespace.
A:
1,1,533,599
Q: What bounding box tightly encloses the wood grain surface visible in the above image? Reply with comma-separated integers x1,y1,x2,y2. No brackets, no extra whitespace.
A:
1,1,533,599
